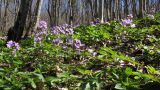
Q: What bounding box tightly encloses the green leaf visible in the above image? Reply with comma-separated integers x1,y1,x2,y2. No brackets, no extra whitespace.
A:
125,68,133,76
146,66,156,74
115,83,126,90
134,76,140,80
77,68,92,75
113,72,119,79
46,76,61,86
28,78,36,89
4,88,12,90
85,83,91,90
33,73,45,82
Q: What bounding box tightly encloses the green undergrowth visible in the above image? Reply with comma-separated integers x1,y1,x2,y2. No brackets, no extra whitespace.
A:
0,13,160,90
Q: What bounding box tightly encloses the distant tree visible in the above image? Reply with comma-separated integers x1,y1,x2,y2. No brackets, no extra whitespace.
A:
139,0,143,17
101,0,104,23
124,0,129,17
132,0,137,17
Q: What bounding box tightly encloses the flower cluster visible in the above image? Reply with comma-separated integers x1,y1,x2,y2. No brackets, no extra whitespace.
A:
6,40,20,56
37,21,47,30
34,20,48,44
51,24,74,35
90,18,100,26
121,14,136,28
51,24,85,50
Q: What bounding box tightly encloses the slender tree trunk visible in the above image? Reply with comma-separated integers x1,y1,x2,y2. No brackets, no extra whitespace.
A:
111,0,115,19
94,0,98,18
88,0,94,21
106,0,111,20
69,0,73,25
144,0,147,13
101,0,104,23
146,0,149,13
132,0,137,17
57,0,61,25
32,0,44,34
0,0,2,36
124,0,129,17
115,0,120,20
109,0,112,20
139,0,143,18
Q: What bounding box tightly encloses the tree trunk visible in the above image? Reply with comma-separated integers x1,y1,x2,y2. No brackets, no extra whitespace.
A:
101,0,104,23
24,0,33,38
7,0,32,42
3,0,9,33
115,0,120,20
138,0,143,18
124,0,129,17
94,0,98,18
106,0,111,20
132,0,137,17
32,0,44,34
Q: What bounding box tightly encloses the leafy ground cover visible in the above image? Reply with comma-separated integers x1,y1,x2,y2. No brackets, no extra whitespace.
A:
0,13,160,90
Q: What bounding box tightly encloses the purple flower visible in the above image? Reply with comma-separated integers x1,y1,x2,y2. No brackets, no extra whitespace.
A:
6,40,20,56
6,40,20,50
63,24,69,27
90,22,96,26
74,40,84,49
51,24,74,35
127,14,133,19
121,14,136,28
14,42,20,50
122,19,132,26
53,38,63,45
74,40,81,48
66,39,74,45
53,30,60,35
51,26,60,35
66,28,74,35
6,41,15,48
38,21,47,30
94,18,100,24
34,37,43,43
59,27,65,34
35,31,46,37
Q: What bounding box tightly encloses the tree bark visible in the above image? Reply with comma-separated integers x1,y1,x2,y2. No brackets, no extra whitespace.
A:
101,0,104,23
132,0,137,17
124,0,129,17
7,0,32,42
32,0,44,34
138,0,143,18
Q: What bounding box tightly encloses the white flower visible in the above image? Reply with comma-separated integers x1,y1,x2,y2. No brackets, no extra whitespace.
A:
88,49,94,53
131,24,136,28
147,14,154,19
